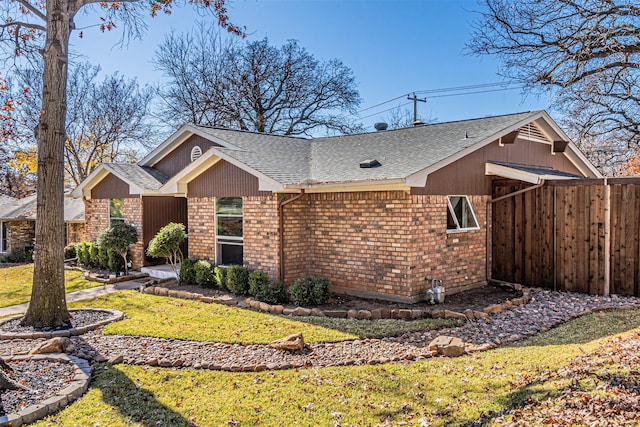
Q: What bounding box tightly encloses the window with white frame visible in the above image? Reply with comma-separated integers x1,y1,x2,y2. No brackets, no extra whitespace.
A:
446,196,479,232
109,198,125,227
1,221,7,252
215,197,243,265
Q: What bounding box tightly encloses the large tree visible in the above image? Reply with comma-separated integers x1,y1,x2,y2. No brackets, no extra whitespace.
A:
12,62,154,185
468,1,640,152
154,28,362,136
0,0,240,328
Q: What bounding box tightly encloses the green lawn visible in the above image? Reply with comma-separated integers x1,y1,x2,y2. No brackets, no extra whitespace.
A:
0,264,99,308
34,309,640,426
70,291,456,343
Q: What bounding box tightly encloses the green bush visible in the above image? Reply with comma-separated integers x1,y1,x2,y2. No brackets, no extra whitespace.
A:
247,271,288,304
64,244,77,260
194,260,216,288
215,266,228,289
88,242,99,267
248,270,269,297
290,276,330,307
97,245,110,270
0,248,34,263
178,258,197,286
226,265,250,295
76,242,90,265
108,249,125,273
146,222,187,275
98,223,138,274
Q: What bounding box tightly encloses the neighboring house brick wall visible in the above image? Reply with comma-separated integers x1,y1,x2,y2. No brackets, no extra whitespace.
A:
7,220,35,252
66,223,85,244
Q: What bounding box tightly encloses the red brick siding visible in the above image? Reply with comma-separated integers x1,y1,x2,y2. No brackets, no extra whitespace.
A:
244,195,280,277
66,223,85,244
187,197,216,261
7,220,35,252
83,197,144,268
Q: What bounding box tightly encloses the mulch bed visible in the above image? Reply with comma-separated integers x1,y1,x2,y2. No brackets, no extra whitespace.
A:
0,359,76,417
158,279,518,313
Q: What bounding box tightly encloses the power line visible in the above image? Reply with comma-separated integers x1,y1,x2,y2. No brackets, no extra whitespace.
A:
358,101,413,120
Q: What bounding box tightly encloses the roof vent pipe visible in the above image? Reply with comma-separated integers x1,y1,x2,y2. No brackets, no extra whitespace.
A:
374,122,388,131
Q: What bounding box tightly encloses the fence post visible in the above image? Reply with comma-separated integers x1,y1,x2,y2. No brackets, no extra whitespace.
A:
603,178,611,296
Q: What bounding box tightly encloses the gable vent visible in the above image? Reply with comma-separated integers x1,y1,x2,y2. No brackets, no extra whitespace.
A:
360,159,381,168
518,122,550,142
190,146,203,162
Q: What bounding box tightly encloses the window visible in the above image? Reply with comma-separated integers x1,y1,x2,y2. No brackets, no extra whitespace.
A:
215,197,243,265
446,196,479,232
109,198,125,227
1,221,7,252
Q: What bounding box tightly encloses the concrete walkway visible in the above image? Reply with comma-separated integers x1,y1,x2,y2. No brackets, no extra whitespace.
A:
0,280,142,317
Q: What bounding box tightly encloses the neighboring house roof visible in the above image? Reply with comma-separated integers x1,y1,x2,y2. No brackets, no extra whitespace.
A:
74,110,602,197
0,194,84,222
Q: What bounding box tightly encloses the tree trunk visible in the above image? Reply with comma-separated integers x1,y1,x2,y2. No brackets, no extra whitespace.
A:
20,0,71,328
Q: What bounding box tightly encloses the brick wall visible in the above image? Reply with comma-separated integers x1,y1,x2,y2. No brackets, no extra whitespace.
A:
244,195,280,277
187,197,216,261
84,197,144,268
66,223,85,244
7,220,35,252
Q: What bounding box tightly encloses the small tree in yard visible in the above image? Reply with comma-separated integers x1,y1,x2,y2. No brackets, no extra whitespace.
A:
98,223,138,275
146,223,187,274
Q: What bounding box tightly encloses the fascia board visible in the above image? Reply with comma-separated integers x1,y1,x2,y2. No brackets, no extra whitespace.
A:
485,163,541,184
71,166,110,199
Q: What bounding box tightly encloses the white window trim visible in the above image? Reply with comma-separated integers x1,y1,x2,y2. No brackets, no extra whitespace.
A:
214,197,243,265
446,195,480,234
0,221,7,253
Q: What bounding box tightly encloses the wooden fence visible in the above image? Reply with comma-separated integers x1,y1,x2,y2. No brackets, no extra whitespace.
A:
491,178,640,297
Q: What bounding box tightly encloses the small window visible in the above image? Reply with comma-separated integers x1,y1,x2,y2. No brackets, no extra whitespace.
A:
190,146,203,162
446,196,479,232
109,198,125,227
1,221,7,252
215,197,243,265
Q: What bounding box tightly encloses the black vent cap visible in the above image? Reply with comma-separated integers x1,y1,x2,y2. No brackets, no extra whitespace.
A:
360,159,381,168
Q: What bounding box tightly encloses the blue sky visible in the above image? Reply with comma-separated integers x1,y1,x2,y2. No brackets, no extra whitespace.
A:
72,0,554,134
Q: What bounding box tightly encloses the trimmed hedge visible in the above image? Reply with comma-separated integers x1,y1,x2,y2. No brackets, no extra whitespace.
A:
195,260,216,288
226,265,250,295
290,276,330,307
248,270,287,304
178,258,197,286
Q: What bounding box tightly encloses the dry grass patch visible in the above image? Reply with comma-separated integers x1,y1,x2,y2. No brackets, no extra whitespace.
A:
0,264,99,308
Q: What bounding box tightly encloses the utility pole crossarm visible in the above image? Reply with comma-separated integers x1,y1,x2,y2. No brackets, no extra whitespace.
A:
407,92,426,125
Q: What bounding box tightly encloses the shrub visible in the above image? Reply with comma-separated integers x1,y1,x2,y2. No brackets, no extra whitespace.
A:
226,265,250,295
76,242,91,265
108,249,125,273
290,276,330,307
97,245,110,270
98,223,138,274
194,260,216,288
64,244,77,260
215,266,228,289
178,258,197,286
260,279,287,304
88,242,99,268
147,222,187,274
248,270,269,297
0,248,34,263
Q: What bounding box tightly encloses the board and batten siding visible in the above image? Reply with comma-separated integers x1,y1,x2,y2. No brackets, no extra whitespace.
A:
412,138,586,195
188,160,271,198
153,134,220,178
492,178,640,297
90,174,132,199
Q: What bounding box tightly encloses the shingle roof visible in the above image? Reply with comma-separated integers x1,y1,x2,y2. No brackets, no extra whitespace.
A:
0,194,84,222
191,111,540,185
488,161,583,179
105,164,169,190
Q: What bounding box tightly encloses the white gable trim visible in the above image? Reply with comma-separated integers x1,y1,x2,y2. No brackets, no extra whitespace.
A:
139,124,242,167
405,112,601,186
70,164,163,199
484,163,578,184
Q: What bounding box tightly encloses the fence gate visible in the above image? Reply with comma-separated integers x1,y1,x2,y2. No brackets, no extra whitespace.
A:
491,178,640,297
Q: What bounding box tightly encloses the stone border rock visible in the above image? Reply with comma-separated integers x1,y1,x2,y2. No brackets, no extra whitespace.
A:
0,309,125,340
141,283,531,322
0,353,91,427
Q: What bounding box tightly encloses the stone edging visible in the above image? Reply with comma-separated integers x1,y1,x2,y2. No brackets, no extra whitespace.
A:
141,283,531,322
0,309,124,340
0,354,91,427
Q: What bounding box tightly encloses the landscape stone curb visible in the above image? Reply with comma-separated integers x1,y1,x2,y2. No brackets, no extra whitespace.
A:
0,354,91,427
142,283,530,322
0,309,124,340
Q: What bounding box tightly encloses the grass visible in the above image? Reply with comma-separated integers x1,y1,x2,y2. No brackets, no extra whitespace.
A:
0,264,99,308
69,291,458,343
34,308,640,427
